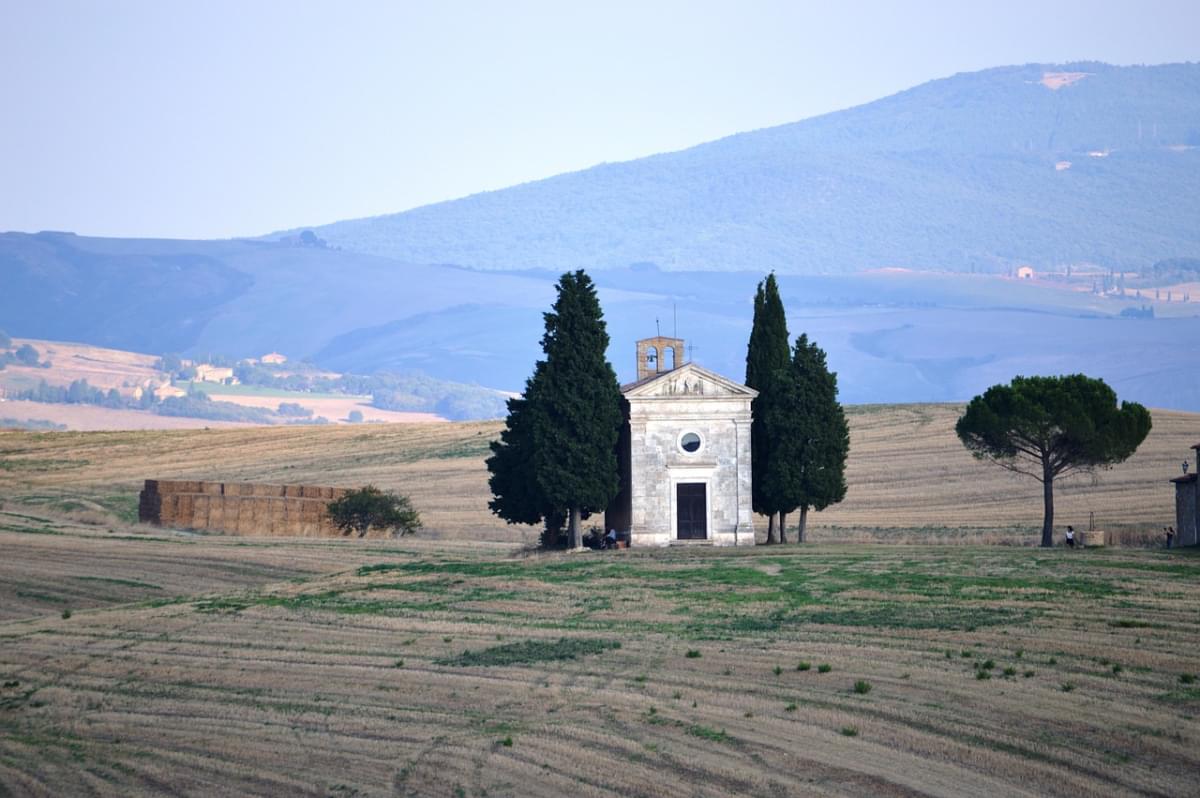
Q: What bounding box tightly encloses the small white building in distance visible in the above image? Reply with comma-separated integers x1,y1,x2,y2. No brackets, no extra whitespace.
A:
260,352,287,365
605,337,757,547
194,364,237,384
1016,266,1035,280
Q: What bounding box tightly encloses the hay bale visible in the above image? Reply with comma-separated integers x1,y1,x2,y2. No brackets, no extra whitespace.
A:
158,494,179,525
284,485,305,498
192,496,211,528
253,484,284,498
176,495,195,527
200,482,223,496
138,491,161,524
208,499,226,531
1081,530,1106,547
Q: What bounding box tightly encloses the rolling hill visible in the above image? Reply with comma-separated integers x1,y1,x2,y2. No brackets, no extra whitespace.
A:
4,62,1200,413
292,62,1200,274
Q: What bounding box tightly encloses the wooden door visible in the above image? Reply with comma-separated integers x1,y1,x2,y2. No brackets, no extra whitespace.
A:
676,483,707,540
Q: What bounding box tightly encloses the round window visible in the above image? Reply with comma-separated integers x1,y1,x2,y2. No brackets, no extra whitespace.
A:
680,432,702,453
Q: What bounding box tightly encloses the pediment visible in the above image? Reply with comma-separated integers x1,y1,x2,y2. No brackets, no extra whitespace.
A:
623,363,758,399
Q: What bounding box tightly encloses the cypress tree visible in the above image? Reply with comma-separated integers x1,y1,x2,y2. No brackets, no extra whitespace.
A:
487,363,557,538
762,334,849,542
529,270,624,548
744,273,791,543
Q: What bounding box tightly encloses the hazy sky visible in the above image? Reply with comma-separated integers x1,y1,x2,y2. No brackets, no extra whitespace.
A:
2,0,1198,239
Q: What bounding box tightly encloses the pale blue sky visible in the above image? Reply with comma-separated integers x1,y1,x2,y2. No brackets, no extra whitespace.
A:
1,0,1197,239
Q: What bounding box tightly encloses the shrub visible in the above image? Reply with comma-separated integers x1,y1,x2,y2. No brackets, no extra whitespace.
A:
976,670,991,680
277,401,313,418
980,659,995,670
1111,664,1123,675
840,726,858,737
61,608,72,619
797,661,812,671
784,702,797,712
327,485,420,538
347,409,364,423
499,736,513,747
1061,682,1076,692
15,343,40,366
1023,670,1036,678
1180,673,1196,685
817,664,832,673
685,649,701,659
773,665,782,676
853,680,872,694
1003,666,1017,677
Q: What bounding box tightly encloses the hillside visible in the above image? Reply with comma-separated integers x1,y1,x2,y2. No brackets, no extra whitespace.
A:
1,404,1191,541
294,62,1200,274
0,337,502,428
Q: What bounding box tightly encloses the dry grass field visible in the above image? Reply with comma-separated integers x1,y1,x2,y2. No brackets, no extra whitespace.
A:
0,520,1197,797
1,404,1197,795
0,338,445,429
0,339,164,394
0,404,1194,543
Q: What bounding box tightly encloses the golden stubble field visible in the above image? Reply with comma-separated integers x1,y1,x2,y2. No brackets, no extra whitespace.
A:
0,523,1197,797
0,403,1194,543
1,404,1198,796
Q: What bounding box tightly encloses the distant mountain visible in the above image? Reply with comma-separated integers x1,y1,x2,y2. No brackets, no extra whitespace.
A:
3,230,1200,413
290,62,1200,274
4,63,1200,414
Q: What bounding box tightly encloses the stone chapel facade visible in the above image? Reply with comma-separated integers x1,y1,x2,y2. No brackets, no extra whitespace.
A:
605,337,757,546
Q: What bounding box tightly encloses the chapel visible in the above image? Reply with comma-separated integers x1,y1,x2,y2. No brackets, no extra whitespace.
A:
605,336,757,546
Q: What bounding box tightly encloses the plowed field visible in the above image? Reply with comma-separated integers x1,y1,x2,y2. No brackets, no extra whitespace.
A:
1,522,1197,796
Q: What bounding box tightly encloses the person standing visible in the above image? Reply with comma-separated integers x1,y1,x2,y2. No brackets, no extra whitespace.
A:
1065,525,1075,549
1166,526,1175,549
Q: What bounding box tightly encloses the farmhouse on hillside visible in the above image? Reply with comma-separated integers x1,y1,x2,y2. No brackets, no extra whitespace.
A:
194,364,238,385
605,337,757,547
1171,443,1200,547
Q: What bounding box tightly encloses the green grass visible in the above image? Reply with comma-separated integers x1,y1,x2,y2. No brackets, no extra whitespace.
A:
687,725,730,743
435,638,621,667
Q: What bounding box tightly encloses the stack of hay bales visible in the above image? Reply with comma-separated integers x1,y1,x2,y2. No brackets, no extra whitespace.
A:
138,480,350,537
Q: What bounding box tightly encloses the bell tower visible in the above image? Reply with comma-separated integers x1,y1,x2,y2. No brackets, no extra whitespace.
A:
636,336,685,381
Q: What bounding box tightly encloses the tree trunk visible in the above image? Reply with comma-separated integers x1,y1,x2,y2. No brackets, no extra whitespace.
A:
569,507,583,549
778,511,788,544
766,513,777,544
1040,472,1055,548
797,506,808,543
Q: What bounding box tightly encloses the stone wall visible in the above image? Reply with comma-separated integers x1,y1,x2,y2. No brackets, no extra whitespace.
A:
138,479,352,537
